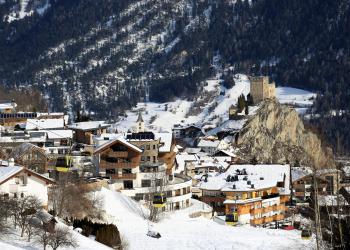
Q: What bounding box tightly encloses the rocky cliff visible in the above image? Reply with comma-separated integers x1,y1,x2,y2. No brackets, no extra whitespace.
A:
237,99,335,168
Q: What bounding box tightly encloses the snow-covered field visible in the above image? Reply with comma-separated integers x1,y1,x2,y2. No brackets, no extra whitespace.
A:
276,87,316,107
114,75,316,133
100,188,315,250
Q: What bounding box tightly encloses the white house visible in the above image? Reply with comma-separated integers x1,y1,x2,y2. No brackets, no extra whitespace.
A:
197,138,229,155
0,160,55,207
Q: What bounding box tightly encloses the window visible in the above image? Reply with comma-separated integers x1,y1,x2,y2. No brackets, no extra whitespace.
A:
122,168,132,174
153,145,156,150
124,180,133,189
106,169,116,174
141,156,146,162
146,145,150,150
325,176,334,194
153,156,156,162
155,179,163,186
141,180,151,187
146,156,150,162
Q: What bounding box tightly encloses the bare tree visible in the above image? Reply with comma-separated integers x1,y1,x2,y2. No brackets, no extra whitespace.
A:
50,179,104,219
35,228,51,250
48,226,78,250
14,195,42,237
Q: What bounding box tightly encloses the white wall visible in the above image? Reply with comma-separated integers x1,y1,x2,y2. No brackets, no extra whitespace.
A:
0,173,50,206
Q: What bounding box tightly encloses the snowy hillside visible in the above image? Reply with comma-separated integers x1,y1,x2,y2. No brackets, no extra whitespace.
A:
114,74,315,133
2,0,51,23
276,87,316,107
0,221,111,250
99,187,315,250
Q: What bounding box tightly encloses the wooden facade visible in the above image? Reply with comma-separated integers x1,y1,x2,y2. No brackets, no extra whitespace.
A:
96,140,141,180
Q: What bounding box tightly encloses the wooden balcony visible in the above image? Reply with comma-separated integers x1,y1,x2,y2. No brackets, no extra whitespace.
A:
275,204,286,211
250,218,264,225
273,214,284,221
251,214,285,226
280,195,290,203
263,206,274,213
263,216,274,223
109,173,137,180
108,151,128,158
294,192,305,197
99,162,139,169
250,208,263,215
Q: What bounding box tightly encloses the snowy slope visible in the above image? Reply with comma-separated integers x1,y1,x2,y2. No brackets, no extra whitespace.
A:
4,0,51,23
114,74,315,133
99,187,315,250
115,74,251,132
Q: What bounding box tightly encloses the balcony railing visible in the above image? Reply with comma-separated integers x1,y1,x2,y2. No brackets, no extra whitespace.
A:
250,207,263,215
273,214,284,221
250,218,264,225
108,173,137,180
261,193,279,200
99,162,138,168
108,151,128,158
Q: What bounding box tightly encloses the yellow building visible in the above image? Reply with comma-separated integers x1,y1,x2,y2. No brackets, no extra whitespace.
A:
249,76,276,104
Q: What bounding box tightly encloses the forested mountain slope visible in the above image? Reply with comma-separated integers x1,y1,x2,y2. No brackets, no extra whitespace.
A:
0,0,349,153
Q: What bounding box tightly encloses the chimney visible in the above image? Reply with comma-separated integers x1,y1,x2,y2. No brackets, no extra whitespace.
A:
8,158,15,167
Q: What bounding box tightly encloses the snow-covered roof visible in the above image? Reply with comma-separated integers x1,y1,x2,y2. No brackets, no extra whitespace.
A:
175,154,200,174
0,103,15,110
154,132,173,153
68,121,110,131
207,119,246,136
214,149,236,157
0,165,23,184
26,118,65,130
43,130,73,139
8,143,47,160
94,137,142,154
291,168,310,182
200,164,290,194
184,147,201,154
197,139,220,148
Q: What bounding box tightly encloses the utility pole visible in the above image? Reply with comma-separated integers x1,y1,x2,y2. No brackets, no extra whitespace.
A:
313,167,321,250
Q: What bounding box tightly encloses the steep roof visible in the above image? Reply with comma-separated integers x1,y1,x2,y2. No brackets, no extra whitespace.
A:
94,137,142,154
0,165,22,184
8,143,47,161
136,112,144,122
0,165,55,185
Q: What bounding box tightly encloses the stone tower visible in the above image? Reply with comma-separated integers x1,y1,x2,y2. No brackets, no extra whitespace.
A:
249,76,276,104
135,111,145,133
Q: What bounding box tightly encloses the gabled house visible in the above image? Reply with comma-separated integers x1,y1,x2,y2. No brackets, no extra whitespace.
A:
8,143,49,174
94,137,142,190
0,161,55,207
291,168,327,203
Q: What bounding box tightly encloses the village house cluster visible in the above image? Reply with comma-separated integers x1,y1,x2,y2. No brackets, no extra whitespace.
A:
1,77,349,229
